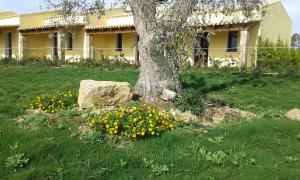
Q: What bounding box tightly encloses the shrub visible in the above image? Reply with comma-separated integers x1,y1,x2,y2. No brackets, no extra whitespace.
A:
19,56,60,67
173,89,204,116
87,104,178,139
28,91,77,113
257,38,300,74
0,57,18,66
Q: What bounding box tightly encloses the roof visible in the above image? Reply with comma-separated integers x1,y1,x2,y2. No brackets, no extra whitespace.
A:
0,11,17,18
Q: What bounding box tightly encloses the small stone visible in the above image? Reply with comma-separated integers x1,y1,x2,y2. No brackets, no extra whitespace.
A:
161,89,177,101
285,108,300,121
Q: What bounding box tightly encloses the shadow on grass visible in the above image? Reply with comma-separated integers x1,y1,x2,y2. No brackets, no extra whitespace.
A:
181,71,259,94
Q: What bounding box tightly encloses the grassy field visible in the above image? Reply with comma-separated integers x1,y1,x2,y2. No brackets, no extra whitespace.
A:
0,67,299,179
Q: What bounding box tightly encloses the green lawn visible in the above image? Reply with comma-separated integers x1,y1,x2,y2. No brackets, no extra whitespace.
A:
0,67,299,179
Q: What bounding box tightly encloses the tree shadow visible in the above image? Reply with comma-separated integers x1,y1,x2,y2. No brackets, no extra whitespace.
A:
181,74,206,89
182,71,259,94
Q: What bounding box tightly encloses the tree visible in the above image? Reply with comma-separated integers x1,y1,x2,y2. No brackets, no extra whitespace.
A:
292,33,300,48
44,0,263,102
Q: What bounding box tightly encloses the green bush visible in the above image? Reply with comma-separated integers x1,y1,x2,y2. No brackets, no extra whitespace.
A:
0,57,18,66
77,56,137,70
1,55,137,69
87,103,178,139
28,91,77,113
173,89,204,115
257,38,300,74
21,56,60,67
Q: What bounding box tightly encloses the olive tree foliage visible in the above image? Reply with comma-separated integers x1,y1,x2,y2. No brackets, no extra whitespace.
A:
292,33,300,48
44,0,263,102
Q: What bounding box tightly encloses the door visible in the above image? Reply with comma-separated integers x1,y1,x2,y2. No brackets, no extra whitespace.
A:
52,33,58,60
5,32,12,58
194,33,209,66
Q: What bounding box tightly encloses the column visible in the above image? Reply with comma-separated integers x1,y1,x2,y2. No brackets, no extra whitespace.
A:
49,33,55,61
239,29,249,70
84,32,93,59
18,33,26,60
57,31,65,61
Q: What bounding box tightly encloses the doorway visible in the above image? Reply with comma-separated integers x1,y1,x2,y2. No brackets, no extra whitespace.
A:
5,32,12,58
194,33,209,66
52,33,58,60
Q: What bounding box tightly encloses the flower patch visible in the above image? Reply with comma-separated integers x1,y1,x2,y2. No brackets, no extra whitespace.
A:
87,104,179,139
28,91,77,113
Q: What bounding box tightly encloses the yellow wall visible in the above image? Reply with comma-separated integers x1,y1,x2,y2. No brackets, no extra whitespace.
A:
19,10,58,28
24,33,51,57
208,31,240,59
92,32,136,59
245,23,260,67
0,28,19,58
65,28,85,59
87,8,128,27
0,11,17,18
260,2,292,46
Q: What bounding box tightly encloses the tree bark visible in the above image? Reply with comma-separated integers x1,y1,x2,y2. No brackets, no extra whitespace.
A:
130,1,182,102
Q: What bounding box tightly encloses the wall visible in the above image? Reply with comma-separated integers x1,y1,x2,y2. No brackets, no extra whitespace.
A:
0,28,19,58
19,10,58,28
24,33,51,57
259,2,292,46
92,32,136,60
65,27,85,60
87,8,128,27
0,11,17,18
208,31,240,66
246,23,260,67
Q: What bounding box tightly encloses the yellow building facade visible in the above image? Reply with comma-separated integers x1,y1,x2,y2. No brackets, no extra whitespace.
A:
0,0,292,67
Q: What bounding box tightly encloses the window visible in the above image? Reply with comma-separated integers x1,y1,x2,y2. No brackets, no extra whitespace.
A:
116,33,122,52
67,32,73,50
227,31,238,52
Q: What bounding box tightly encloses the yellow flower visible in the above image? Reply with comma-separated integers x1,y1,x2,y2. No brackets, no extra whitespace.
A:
141,131,145,136
132,134,137,138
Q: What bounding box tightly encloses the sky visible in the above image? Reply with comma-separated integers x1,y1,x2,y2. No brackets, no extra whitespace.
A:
0,0,299,33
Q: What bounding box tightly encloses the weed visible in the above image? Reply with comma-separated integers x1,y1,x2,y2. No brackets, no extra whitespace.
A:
229,151,247,166
142,158,154,168
208,135,225,144
173,88,205,116
296,134,300,140
82,131,106,144
199,147,227,165
17,114,50,130
118,159,128,168
284,156,299,163
5,153,30,172
58,107,81,117
151,164,170,176
9,142,19,151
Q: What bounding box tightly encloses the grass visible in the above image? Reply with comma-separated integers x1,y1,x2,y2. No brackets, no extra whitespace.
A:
0,66,300,179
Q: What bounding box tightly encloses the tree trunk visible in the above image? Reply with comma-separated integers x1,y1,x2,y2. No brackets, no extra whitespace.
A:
130,1,182,102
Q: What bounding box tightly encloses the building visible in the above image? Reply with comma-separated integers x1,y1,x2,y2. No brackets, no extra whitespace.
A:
0,0,292,67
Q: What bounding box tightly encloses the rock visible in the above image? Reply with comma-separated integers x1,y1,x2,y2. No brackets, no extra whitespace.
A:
170,108,199,123
161,89,177,101
285,108,300,121
78,80,133,108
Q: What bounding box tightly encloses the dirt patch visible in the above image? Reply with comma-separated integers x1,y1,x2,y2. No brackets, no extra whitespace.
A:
171,101,256,127
201,106,256,127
